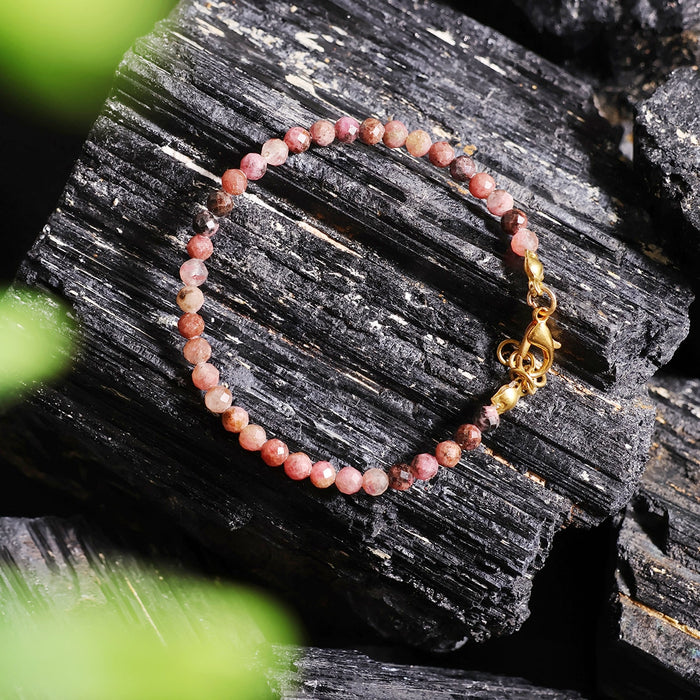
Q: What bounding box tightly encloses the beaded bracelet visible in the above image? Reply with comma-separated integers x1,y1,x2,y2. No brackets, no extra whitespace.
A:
175,116,559,497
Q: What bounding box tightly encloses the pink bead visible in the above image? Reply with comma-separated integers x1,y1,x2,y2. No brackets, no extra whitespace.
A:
362,468,389,496
192,362,220,391
309,120,336,146
239,424,267,451
435,440,462,467
239,152,267,181
428,141,455,168
221,169,248,195
335,466,363,494
284,452,313,480
179,258,208,287
474,404,500,432
487,189,514,216
261,438,289,467
469,172,496,199
511,228,539,256
204,385,233,414
261,138,289,166
284,126,311,154
186,234,214,261
410,453,439,481
335,116,361,143
310,461,336,488
176,286,204,313
183,337,211,365
221,406,249,433
405,129,432,157
383,120,408,148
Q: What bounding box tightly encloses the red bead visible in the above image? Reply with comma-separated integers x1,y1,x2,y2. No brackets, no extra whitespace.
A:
501,208,528,235
183,337,211,365
410,453,439,481
261,138,289,166
405,130,432,157
486,190,514,217
428,141,455,168
335,116,361,143
239,153,267,181
383,120,408,148
239,424,267,451
450,155,476,182
435,440,462,467
335,466,363,494
362,468,389,496
221,169,248,196
511,228,539,256
284,126,311,154
469,172,496,199
358,118,385,145
453,424,481,451
221,406,249,433
186,234,214,260
387,463,415,491
309,120,335,146
176,286,204,313
261,438,289,467
192,362,219,391
178,313,204,339
310,461,336,488
284,452,313,480
474,405,500,432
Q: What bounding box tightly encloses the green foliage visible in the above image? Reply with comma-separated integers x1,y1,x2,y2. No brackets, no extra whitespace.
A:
0,287,75,403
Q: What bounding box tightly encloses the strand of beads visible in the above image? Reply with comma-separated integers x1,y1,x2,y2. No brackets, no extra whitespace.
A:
176,115,541,497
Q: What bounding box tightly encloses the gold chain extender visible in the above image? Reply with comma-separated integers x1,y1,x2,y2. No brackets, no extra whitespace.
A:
491,250,560,414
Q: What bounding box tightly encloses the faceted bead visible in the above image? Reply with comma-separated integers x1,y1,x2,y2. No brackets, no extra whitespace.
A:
362,468,389,496
261,438,289,467
310,461,336,488
487,190,514,217
176,286,204,313
239,153,267,181
335,116,361,143
284,452,313,480
261,138,289,166
284,126,311,154
335,466,364,494
435,440,462,467
428,141,455,168
511,228,539,256
179,259,208,287
469,172,496,199
405,129,432,157
387,463,415,491
474,404,500,432
358,118,385,145
183,337,211,364
501,208,528,235
178,313,204,339
221,169,248,196
192,209,219,236
310,120,336,146
450,155,476,182
410,453,439,481
221,405,249,433
383,120,408,148
192,362,220,391
239,424,267,451
186,234,214,261
207,189,234,216
204,385,233,414
453,424,481,451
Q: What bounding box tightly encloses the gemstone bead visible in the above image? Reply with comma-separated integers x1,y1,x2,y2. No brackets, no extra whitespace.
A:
362,468,389,496
221,169,248,196
310,120,336,146
387,463,415,491
487,190,514,217
183,337,211,365
239,153,267,181
310,461,336,488
428,141,455,168
192,362,220,391
239,424,267,451
284,452,313,480
335,116,361,143
453,424,481,451
186,234,214,261
204,385,233,414
358,118,385,145
469,173,496,199
383,120,408,148
435,440,462,467
474,404,500,432
405,129,432,157
335,466,364,494
261,438,289,467
176,286,204,313
221,405,249,433
410,453,439,481
180,259,208,287
261,138,289,166
192,209,219,236
511,228,539,256
501,208,528,235
178,313,204,339
284,126,311,154
450,155,476,182
207,189,234,216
